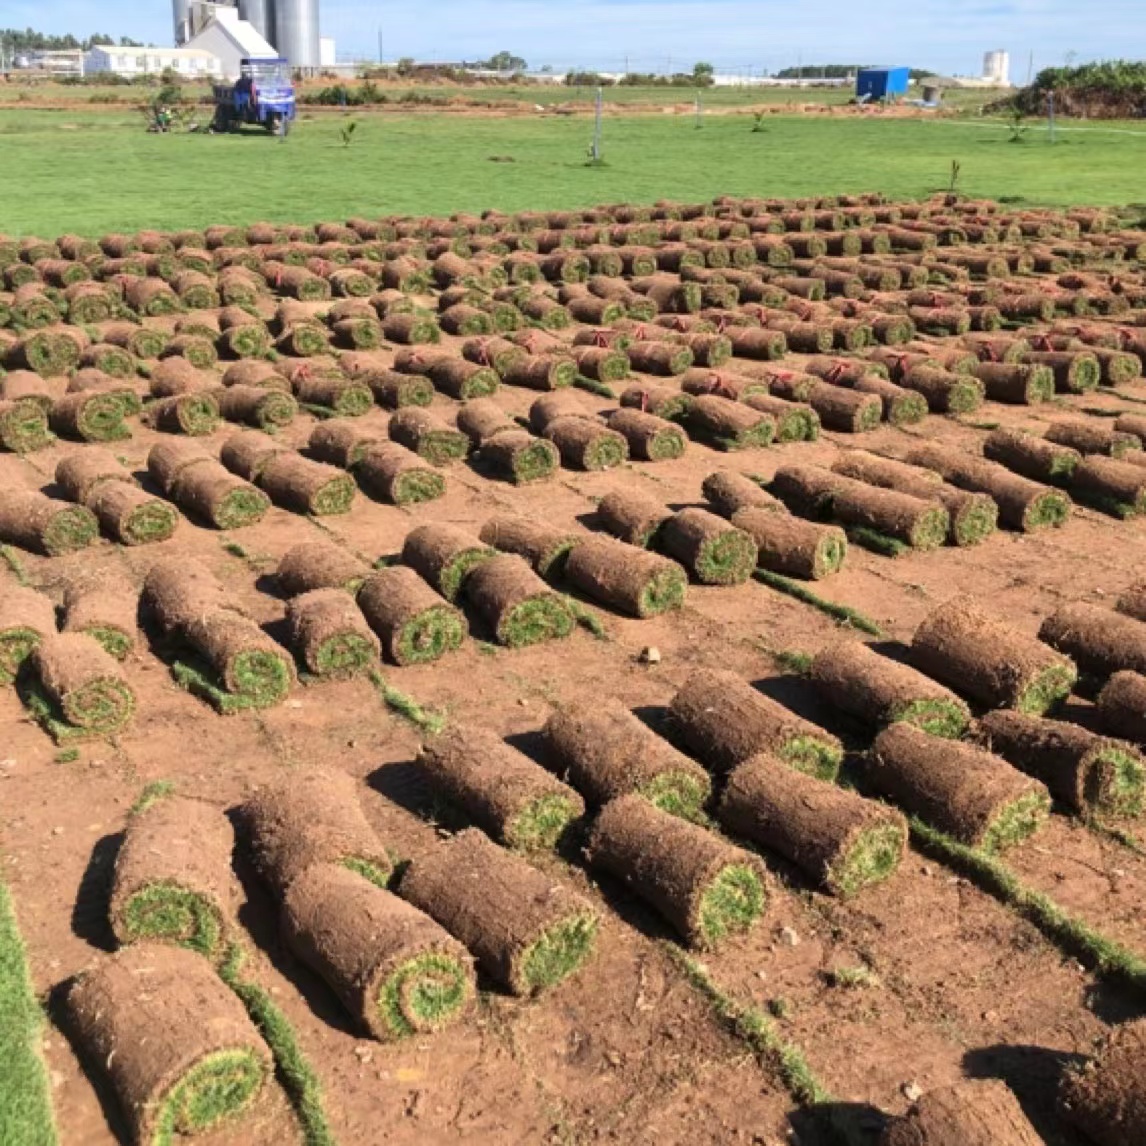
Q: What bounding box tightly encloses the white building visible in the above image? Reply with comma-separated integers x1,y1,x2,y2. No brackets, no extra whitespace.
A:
320,37,337,68
184,6,278,77
85,44,221,78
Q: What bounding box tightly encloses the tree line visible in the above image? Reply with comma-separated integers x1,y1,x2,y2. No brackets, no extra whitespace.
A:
0,28,148,54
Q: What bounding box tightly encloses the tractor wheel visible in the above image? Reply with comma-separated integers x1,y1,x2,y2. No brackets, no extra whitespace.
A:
212,106,231,133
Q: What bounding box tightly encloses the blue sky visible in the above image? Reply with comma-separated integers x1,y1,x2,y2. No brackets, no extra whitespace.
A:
9,0,1145,76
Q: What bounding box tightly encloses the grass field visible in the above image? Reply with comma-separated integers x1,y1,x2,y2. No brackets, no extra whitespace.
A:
2,106,1144,236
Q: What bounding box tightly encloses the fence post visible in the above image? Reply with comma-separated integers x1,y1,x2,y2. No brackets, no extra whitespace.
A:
591,85,603,161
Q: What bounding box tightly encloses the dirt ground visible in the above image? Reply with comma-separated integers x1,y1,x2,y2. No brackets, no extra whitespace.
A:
3,241,1146,1146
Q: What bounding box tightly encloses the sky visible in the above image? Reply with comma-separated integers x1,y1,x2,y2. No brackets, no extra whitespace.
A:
8,0,1146,77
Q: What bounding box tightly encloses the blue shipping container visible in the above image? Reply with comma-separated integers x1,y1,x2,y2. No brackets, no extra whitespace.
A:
856,67,911,101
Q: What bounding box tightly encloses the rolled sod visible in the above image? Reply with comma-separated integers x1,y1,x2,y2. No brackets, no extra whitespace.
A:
355,443,446,506
732,507,847,580
55,447,133,505
111,796,241,959
92,484,180,546
482,430,560,485
687,394,775,451
771,464,949,551
1115,413,1146,447
596,489,672,548
906,442,1072,532
543,416,629,471
258,454,356,517
278,541,369,599
702,470,785,518
464,554,575,649
101,321,168,360
543,698,712,818
388,408,470,467
0,487,98,555
1025,349,1101,393
572,346,632,386
587,794,768,950
478,515,581,580
354,366,434,410
216,385,297,430
149,392,221,436
50,390,130,443
981,429,1081,485
358,566,466,666
293,373,372,416
427,358,500,400
66,944,272,1146
670,668,843,779
0,585,56,684
399,828,598,996
182,610,294,710
1097,671,1146,744
979,709,1144,818
244,766,391,897
1058,1017,1146,1146
221,360,288,391
658,508,758,586
719,754,907,898
381,311,441,346
871,724,1051,851
802,385,883,433
1071,456,1146,516
150,358,215,399
402,523,496,603
0,398,52,454
1,371,58,412
564,535,687,618
420,726,584,848
605,408,688,461
528,391,597,433
62,569,138,660
1039,602,1146,681
831,451,998,548
69,370,142,417
881,1079,1045,1146
974,362,1056,405
32,632,135,735
742,393,821,442
456,398,515,446
287,588,379,679
79,343,136,378
172,463,269,530
501,355,578,392
1045,420,1141,459
681,367,769,402
851,375,928,426
283,863,475,1042
9,327,85,375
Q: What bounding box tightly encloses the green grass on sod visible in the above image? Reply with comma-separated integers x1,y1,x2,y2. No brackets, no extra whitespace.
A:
367,669,447,735
754,570,883,637
0,880,57,1146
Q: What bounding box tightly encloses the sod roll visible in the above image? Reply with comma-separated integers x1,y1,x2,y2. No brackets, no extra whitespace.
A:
355,442,446,506
142,557,237,637
464,554,574,649
147,439,214,495
220,430,291,482
687,394,775,450
243,766,392,896
420,725,584,849
358,565,467,666
1072,456,1146,516
658,508,758,585
981,428,1081,485
880,1079,1045,1146
91,483,180,546
719,754,907,898
402,523,496,603
33,632,135,735
1097,671,1146,744
481,429,560,485
259,453,357,516
596,489,672,548
55,447,134,504
543,416,629,471
732,507,847,580
66,943,272,1145
110,795,241,959
588,794,768,949
216,385,297,430
287,588,379,679
871,723,1050,850
974,362,1056,405
172,462,269,530
478,515,582,580
398,828,598,996
283,863,475,1041
810,640,970,737
0,398,52,454
0,585,56,684
307,419,386,469
277,540,369,597
182,610,294,709
670,668,843,779
388,408,470,467
0,487,98,555
62,568,138,660
619,382,694,422
702,470,785,518
528,391,596,434
1058,1017,1146,1146
148,392,221,436
564,535,688,618
1039,602,1146,681
50,390,130,443
1046,420,1141,459
605,407,688,461
456,398,514,446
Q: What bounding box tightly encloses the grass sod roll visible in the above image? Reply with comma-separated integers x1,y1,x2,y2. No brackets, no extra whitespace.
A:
809,640,970,737
719,754,907,898
388,408,470,467
619,383,695,422
625,340,694,376
572,346,631,384
871,724,1051,852
456,398,514,446
686,394,775,451
90,483,179,546
831,451,997,547
905,442,1072,532
397,828,599,996
292,373,372,417
741,394,820,442
911,595,1077,714
1039,602,1146,680
605,408,688,460
882,1079,1045,1146
680,368,770,402
543,698,712,819
243,766,392,898
427,358,499,400
543,416,629,471
402,523,496,603
852,375,928,426
419,726,584,849
801,386,882,433
0,488,97,556
981,429,1081,485
358,566,466,666
110,795,241,958
732,507,847,580
702,470,786,518
182,610,294,710
1025,350,1102,393
381,311,441,345
1097,671,1146,744
354,443,446,506
32,632,134,736
100,322,168,360
771,464,949,551
0,585,56,684
149,392,221,436
9,328,85,376
65,944,272,1145
51,390,131,442
974,362,1056,405
361,368,435,410
478,515,581,580
464,555,574,649
216,385,297,430
0,399,52,454
502,355,578,392
481,430,560,485
54,447,133,504
286,589,379,680
978,709,1144,818
79,343,136,378
670,668,843,779
1045,420,1141,459
658,508,758,586
899,365,984,414
587,795,769,950
141,557,243,638
61,569,138,660
258,454,356,517
1058,1017,1146,1146
278,543,368,601
172,463,269,530
564,535,687,618
220,323,272,359
1071,456,1146,517
597,489,672,548
282,864,474,1041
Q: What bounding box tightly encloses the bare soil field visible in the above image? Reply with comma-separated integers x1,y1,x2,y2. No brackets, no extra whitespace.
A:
1,194,1145,1146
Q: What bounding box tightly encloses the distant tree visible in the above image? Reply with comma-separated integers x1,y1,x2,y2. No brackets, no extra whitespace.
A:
395,56,415,76
692,61,715,87
484,50,526,72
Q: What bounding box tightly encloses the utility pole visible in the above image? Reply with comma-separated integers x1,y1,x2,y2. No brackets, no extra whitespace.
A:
1026,49,1034,85
591,86,603,162
377,26,382,65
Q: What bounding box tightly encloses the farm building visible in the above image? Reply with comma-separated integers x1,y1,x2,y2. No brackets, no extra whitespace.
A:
856,66,911,101
183,6,278,77
84,44,221,78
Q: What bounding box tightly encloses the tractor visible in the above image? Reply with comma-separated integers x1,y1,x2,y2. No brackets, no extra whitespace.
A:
212,58,296,136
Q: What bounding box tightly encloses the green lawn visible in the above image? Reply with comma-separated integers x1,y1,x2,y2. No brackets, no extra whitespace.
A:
2,107,1144,237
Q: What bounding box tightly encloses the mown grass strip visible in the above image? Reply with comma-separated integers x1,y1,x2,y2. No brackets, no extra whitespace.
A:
0,880,58,1146
846,527,909,558
754,571,883,637
667,946,832,1107
911,818,1146,993
367,668,447,735
573,374,616,400
0,545,32,587
771,649,814,675
561,595,609,641
219,943,336,1146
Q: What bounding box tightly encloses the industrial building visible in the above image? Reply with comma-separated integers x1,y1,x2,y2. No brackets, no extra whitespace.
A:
855,66,911,101
174,0,324,71
85,43,222,77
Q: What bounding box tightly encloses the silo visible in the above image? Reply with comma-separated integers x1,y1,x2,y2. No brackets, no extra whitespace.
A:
983,50,1010,86
239,0,274,46
172,0,192,44
272,0,321,69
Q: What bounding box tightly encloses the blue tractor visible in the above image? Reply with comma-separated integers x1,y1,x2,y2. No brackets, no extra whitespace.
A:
212,58,297,135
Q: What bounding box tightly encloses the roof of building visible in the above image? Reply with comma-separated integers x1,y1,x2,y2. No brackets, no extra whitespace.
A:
194,9,277,58
89,45,217,59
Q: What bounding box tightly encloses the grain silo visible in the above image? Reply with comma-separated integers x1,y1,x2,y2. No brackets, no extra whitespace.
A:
271,0,321,69
983,50,1010,86
237,0,272,43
